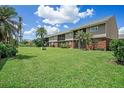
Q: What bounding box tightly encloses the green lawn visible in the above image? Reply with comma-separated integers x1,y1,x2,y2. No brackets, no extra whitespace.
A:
0,47,124,88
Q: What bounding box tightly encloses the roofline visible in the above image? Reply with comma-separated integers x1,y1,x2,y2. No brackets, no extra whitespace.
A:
46,16,114,38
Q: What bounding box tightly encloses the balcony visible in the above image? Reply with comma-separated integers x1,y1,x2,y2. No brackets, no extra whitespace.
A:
73,28,86,39
58,34,65,41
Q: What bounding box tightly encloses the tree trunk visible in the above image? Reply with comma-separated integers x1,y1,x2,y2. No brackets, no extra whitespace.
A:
78,40,81,49
83,40,87,50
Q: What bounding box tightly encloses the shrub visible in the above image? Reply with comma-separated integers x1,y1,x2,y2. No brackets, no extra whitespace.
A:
33,38,42,47
6,44,18,57
109,39,124,64
19,40,35,47
0,42,8,58
10,47,17,56
19,43,35,47
33,38,47,48
0,42,18,58
42,47,46,50
60,43,68,48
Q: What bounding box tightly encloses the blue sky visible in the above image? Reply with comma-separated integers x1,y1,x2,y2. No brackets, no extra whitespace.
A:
12,5,124,40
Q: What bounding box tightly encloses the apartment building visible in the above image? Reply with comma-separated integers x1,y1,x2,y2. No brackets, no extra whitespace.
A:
46,16,118,50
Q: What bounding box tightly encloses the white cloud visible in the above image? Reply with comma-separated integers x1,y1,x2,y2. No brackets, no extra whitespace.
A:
119,27,124,34
78,9,94,18
36,20,41,24
44,25,60,35
63,25,69,28
23,23,27,26
35,5,94,25
24,28,36,35
56,24,60,27
37,25,41,28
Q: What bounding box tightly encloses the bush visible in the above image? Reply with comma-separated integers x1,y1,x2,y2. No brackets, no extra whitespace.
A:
42,47,46,50
6,44,18,57
0,42,17,58
109,39,124,64
0,42,8,58
33,38,47,48
60,43,68,48
33,38,42,47
19,43,35,47
19,40,35,47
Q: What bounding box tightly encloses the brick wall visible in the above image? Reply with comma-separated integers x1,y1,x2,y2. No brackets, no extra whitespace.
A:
68,41,75,48
88,38,109,50
49,38,110,50
54,43,58,47
96,40,106,49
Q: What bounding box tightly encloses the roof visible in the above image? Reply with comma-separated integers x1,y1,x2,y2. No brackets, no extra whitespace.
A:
46,16,113,38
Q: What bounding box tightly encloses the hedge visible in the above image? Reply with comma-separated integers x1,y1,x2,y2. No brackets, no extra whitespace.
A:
109,39,124,64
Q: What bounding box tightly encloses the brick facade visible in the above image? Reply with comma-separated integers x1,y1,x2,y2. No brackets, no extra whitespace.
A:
96,39,106,49
49,38,110,50
68,41,75,48
86,38,110,50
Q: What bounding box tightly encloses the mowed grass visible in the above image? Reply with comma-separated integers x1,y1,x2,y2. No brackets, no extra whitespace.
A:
0,47,124,88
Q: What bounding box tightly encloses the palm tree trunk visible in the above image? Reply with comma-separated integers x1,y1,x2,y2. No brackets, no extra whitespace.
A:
84,40,86,50
78,40,81,49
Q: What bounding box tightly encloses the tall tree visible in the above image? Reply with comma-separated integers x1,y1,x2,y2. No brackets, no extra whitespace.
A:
18,16,23,42
0,6,20,44
36,27,47,50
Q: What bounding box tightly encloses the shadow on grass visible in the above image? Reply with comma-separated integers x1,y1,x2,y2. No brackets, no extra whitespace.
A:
0,54,37,71
15,54,37,60
0,58,8,71
109,59,124,66
116,61,124,66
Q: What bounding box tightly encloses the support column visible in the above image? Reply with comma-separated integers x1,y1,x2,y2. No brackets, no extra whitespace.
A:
71,40,75,48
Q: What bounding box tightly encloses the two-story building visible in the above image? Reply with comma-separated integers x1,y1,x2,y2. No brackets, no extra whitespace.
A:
46,16,118,50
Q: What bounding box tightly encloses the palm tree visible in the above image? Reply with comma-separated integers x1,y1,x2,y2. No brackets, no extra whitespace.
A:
76,31,83,49
83,32,92,50
36,27,47,50
76,31,91,50
18,16,23,42
0,6,20,44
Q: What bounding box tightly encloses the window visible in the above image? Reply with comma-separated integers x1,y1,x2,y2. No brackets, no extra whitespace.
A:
58,34,65,41
73,31,78,38
66,33,73,39
90,26,98,32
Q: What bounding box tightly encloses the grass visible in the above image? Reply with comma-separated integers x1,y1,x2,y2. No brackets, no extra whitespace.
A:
0,47,124,88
